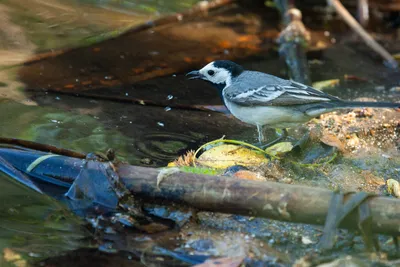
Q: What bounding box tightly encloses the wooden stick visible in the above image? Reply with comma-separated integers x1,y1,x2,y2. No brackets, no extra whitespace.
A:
329,0,398,68
118,165,400,236
0,138,87,159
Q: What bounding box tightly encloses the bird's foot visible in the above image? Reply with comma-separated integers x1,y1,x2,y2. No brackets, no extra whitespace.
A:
258,136,286,149
252,136,286,149
252,141,264,148
255,129,289,149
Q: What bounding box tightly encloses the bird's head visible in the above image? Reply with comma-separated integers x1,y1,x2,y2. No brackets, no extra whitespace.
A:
186,60,244,88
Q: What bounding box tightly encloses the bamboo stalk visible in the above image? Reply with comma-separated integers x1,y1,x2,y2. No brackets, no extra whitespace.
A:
118,165,400,236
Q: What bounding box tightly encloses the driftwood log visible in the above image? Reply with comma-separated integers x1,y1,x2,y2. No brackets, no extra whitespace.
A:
1,142,399,236
118,165,400,236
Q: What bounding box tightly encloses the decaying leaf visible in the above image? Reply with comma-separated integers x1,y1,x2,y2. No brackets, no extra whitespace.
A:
320,133,346,153
362,171,385,186
264,142,293,157
392,53,400,60
387,179,400,198
343,74,369,81
312,79,339,90
3,248,27,267
196,144,267,169
168,150,195,167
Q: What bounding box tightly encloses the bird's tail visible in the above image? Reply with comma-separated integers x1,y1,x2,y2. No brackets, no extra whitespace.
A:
304,101,399,117
336,101,400,109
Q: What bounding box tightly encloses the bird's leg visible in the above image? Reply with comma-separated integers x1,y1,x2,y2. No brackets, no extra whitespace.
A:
278,128,289,139
259,128,288,149
257,125,265,144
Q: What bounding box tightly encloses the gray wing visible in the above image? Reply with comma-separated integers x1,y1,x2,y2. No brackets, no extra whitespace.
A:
225,80,341,106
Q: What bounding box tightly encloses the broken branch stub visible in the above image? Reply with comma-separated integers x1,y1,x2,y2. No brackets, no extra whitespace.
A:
118,165,400,236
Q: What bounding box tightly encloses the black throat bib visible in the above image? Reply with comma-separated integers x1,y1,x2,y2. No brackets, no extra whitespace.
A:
212,82,226,103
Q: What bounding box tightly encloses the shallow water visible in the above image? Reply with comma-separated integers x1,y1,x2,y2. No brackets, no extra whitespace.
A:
0,171,90,266
0,0,246,166
0,0,204,263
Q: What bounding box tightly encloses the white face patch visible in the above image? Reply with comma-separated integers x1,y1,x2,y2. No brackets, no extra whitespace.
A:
198,62,232,87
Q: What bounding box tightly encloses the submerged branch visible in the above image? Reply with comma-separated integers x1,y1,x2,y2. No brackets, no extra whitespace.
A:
1,144,399,238
118,165,400,236
0,137,87,159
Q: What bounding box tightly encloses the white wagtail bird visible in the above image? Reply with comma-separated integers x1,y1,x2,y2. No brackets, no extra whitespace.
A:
187,60,399,146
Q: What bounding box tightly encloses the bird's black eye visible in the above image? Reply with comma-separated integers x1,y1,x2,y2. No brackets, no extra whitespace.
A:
207,70,215,76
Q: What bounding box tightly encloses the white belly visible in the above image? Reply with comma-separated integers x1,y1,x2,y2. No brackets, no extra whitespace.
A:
224,100,310,128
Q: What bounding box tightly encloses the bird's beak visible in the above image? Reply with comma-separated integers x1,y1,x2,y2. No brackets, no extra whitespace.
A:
186,70,204,80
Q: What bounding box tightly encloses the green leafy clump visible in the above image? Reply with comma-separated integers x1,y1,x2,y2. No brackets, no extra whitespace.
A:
178,166,222,176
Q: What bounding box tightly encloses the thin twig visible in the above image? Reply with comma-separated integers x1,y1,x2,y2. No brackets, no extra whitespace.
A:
329,0,398,69
0,137,86,159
